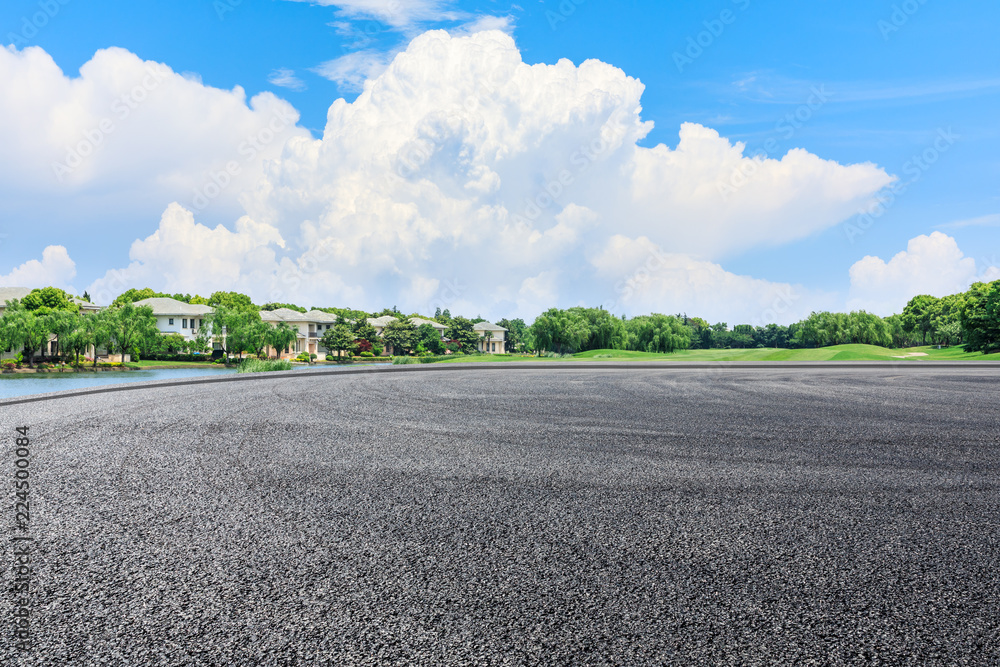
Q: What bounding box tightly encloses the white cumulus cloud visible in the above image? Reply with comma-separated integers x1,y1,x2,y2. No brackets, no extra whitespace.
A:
6,32,897,321
0,44,310,217
847,232,997,315
590,235,831,325
0,246,77,291
236,30,891,318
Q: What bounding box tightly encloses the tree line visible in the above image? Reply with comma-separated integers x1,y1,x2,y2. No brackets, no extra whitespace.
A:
5,280,1000,365
520,280,1000,355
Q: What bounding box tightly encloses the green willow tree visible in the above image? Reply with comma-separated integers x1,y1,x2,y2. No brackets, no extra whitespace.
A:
106,303,158,362
267,321,299,359
0,300,50,367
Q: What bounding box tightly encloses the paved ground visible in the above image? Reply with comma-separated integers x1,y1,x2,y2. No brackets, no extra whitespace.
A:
1,366,999,665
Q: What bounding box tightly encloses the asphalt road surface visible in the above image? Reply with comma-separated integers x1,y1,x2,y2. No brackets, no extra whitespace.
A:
2,365,998,665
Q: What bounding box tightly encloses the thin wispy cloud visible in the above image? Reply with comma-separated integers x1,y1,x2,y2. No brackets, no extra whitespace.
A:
721,72,1000,106
267,68,307,92
294,0,514,96
311,50,392,91
450,14,515,37
284,0,463,30
937,213,1000,229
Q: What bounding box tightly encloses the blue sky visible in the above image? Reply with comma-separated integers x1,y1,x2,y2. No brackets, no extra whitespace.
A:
1,0,998,321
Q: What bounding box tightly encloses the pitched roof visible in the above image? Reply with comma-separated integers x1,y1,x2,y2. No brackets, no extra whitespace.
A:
134,297,214,316
366,315,398,327
410,317,447,330
0,287,32,304
474,321,507,332
305,310,338,323
260,308,310,322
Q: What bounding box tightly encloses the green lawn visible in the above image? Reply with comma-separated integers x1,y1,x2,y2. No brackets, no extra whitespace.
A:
573,344,1000,362
425,354,547,364
403,345,1000,365
132,359,217,368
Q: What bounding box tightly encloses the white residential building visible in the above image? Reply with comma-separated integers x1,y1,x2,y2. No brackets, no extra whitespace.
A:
364,315,448,355
474,322,507,354
260,308,339,359
134,297,213,341
410,317,448,336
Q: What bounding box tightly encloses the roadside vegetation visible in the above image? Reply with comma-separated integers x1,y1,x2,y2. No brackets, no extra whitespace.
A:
3,280,999,375
237,359,293,373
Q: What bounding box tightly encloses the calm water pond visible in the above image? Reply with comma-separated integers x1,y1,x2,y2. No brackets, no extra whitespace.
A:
0,367,239,400
0,363,391,400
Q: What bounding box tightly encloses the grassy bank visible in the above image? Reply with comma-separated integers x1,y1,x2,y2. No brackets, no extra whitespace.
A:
237,359,293,373
388,344,1000,365
133,359,218,368
573,344,1000,362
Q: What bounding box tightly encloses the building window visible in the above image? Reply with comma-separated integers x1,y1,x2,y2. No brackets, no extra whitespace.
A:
182,319,188,328
168,318,174,326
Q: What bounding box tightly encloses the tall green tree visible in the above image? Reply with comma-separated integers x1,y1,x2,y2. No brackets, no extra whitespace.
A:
111,287,162,306
625,314,691,353
23,287,77,312
961,281,1000,353
211,308,267,361
60,312,96,366
415,323,445,355
267,321,298,359
208,291,256,312
44,309,80,359
902,295,940,345
497,318,527,353
528,309,591,354
321,322,356,358
446,316,480,354
261,303,306,313
107,303,158,362
353,320,380,345
382,318,417,355
0,300,50,367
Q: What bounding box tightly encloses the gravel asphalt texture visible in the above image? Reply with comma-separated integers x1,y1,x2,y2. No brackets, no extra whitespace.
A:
1,364,999,665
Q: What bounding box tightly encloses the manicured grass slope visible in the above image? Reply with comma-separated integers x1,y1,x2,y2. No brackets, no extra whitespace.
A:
574,345,1000,361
